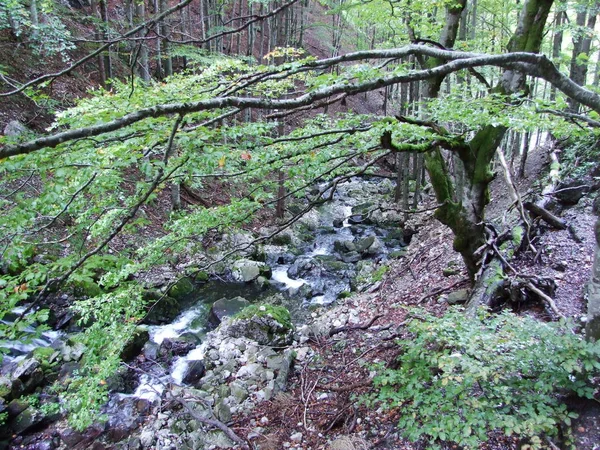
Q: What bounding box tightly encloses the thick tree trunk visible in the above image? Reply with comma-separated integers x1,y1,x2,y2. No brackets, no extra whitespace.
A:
422,0,553,282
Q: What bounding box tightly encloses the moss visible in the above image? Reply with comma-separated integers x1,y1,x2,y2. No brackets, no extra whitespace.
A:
234,304,292,330
168,277,194,300
512,225,524,247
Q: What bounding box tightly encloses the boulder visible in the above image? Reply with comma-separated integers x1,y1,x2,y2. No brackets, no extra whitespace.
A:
158,338,196,363
333,240,356,254
142,290,181,325
332,218,344,228
120,327,150,361
227,305,294,346
555,180,590,205
446,289,470,305
3,120,28,137
232,260,271,283
10,407,45,434
356,235,384,255
182,360,206,386
167,277,194,300
208,297,250,328
287,257,315,279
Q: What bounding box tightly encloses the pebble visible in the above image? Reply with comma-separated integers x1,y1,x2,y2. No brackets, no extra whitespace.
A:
260,416,269,425
290,432,303,443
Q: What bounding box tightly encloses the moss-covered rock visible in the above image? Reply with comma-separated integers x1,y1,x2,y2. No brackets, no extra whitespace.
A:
228,304,294,346
168,277,195,300
143,290,182,325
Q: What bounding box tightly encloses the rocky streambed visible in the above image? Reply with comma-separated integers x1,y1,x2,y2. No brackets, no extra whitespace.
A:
0,178,416,449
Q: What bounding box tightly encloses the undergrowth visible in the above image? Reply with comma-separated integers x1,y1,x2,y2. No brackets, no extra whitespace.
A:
367,308,600,449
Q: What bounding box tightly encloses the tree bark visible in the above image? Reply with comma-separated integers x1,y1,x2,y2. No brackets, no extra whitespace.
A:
586,218,600,341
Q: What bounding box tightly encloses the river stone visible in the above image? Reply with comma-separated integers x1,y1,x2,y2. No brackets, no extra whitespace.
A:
182,360,206,386
333,218,344,228
167,277,194,300
287,256,315,279
333,239,356,254
208,296,250,327
214,400,232,422
232,259,270,283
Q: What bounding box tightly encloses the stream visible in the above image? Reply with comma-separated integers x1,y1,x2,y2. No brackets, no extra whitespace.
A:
1,178,412,440
130,178,410,400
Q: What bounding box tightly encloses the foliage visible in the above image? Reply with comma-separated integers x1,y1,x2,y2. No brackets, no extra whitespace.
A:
0,0,74,59
560,130,600,179
368,308,600,449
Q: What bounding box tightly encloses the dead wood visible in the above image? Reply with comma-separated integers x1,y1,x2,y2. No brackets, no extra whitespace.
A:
523,201,567,230
329,314,383,337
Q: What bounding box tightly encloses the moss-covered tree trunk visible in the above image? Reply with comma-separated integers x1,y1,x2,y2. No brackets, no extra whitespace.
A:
422,0,553,282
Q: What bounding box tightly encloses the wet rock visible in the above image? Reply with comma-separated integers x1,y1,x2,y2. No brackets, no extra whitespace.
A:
6,399,29,418
231,259,271,283
333,218,344,228
11,358,44,394
208,297,250,328
158,338,196,363
182,360,206,386
348,214,369,225
333,239,356,254
287,257,315,279
167,277,194,300
142,290,181,325
120,327,150,361
356,235,384,255
341,251,361,263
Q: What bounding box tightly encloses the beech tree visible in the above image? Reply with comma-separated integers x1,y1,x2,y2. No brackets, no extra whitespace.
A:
3,0,600,424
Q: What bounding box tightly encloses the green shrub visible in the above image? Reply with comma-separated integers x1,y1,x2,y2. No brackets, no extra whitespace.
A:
368,308,600,449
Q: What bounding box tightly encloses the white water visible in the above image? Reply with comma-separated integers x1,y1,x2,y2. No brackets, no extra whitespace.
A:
148,304,206,345
271,267,306,289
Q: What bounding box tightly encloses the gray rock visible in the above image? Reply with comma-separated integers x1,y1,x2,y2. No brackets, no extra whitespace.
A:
447,289,470,305
232,259,271,282
333,240,356,254
11,407,44,434
4,120,28,137
228,312,294,346
555,180,590,205
208,296,250,327
214,400,232,422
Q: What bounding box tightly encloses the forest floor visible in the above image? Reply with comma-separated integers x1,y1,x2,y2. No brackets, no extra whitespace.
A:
230,140,600,450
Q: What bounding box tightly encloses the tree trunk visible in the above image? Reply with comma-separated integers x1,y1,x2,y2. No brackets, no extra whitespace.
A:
160,0,173,77
586,218,600,341
567,3,599,112
422,0,552,281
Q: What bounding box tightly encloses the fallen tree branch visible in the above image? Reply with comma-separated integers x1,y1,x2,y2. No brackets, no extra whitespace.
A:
523,201,567,230
329,314,383,337
524,281,565,319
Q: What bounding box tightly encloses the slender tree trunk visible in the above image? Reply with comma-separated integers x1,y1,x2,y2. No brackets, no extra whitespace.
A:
135,0,151,82
568,3,599,112
160,0,173,77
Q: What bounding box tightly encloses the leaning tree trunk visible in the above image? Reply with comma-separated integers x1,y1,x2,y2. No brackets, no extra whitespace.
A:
425,0,553,287
586,217,600,341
